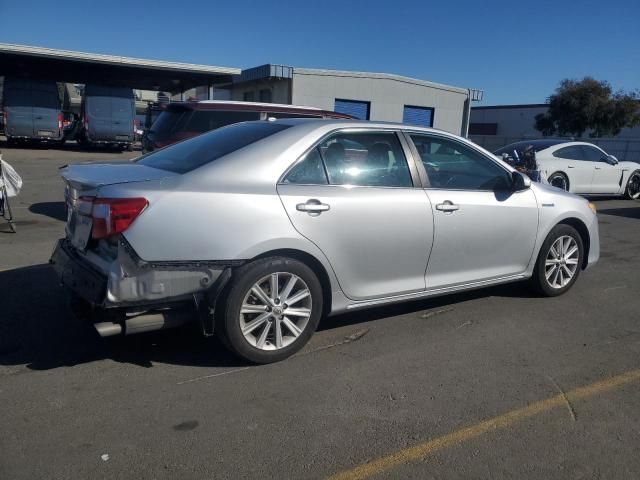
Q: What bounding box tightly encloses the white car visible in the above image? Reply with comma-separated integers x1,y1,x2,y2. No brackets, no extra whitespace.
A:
495,140,640,198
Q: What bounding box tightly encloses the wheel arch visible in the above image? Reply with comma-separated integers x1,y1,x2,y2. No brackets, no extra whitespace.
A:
252,248,333,317
548,171,570,190
557,217,590,269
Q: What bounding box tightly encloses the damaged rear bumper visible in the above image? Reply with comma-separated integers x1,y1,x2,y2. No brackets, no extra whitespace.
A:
50,238,237,335
50,238,237,307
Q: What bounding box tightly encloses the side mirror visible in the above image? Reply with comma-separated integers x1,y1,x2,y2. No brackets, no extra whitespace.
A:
606,155,619,165
511,171,531,191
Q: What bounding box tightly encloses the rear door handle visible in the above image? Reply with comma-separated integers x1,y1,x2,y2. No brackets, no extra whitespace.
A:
567,165,575,169
296,199,330,215
595,166,602,170
435,201,460,213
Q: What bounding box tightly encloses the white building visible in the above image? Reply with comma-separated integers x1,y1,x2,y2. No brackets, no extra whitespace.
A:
180,64,478,136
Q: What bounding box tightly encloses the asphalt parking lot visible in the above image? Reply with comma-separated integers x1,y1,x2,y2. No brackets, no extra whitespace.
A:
1,142,639,480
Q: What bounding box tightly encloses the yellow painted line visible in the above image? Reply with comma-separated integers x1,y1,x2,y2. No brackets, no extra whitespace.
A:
328,368,640,480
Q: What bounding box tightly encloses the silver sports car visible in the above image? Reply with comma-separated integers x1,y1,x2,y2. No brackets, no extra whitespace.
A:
51,119,600,363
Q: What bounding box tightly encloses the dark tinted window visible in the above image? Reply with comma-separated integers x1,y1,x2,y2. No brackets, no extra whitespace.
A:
282,148,328,185
184,110,260,133
553,146,583,160
137,122,290,174
318,132,412,187
582,145,605,162
87,97,112,119
150,110,189,136
411,134,511,190
149,109,260,138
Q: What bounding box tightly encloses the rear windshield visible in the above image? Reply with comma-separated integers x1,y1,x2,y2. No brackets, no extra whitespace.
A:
150,109,261,139
88,97,133,120
136,121,290,174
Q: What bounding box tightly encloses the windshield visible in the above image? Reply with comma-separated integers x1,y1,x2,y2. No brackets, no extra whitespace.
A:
136,121,290,174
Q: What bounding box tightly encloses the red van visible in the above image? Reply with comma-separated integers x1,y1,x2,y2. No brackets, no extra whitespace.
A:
141,100,351,152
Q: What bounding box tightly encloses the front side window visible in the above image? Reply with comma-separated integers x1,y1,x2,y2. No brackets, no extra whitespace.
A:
317,131,412,187
581,145,606,162
137,122,290,174
410,134,511,190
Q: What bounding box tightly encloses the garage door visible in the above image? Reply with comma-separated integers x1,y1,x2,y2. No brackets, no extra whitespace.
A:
334,99,370,120
403,105,434,127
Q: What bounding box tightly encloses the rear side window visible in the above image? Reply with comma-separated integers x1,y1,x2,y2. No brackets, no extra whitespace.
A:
553,146,583,160
282,148,328,185
184,110,261,133
137,122,290,174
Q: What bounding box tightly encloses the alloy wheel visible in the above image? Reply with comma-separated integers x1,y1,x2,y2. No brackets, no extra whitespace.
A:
239,272,312,351
545,236,579,289
628,172,640,199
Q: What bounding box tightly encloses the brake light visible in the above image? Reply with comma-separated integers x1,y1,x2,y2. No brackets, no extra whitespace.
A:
88,197,148,239
57,113,63,130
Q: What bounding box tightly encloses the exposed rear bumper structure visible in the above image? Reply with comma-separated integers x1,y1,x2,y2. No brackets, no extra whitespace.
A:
50,238,234,337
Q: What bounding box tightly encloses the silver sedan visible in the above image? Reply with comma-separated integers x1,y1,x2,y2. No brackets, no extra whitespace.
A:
51,119,600,363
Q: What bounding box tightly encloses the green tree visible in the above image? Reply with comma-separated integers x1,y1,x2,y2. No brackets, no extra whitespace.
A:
535,77,640,138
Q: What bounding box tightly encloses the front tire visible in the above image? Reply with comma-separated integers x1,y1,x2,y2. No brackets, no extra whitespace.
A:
531,224,583,297
217,257,323,364
624,170,640,200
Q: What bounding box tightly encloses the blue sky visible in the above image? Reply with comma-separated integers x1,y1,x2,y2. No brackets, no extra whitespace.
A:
1,0,638,104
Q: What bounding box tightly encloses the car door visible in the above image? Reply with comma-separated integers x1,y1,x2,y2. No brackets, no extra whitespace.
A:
277,129,433,301
550,145,594,193
583,145,622,194
407,133,539,290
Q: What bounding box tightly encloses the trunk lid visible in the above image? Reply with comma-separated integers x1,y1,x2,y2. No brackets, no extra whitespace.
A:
61,162,178,250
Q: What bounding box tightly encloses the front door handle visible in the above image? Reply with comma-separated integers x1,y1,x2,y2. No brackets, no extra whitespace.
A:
595,166,602,170
296,199,330,215
435,201,460,213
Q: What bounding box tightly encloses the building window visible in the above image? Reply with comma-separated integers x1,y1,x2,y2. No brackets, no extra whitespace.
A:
402,105,434,127
243,91,255,102
259,89,272,103
334,99,370,120
468,123,498,135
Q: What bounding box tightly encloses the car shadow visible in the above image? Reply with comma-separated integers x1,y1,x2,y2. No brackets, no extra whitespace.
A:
0,263,539,371
598,206,640,220
29,202,67,222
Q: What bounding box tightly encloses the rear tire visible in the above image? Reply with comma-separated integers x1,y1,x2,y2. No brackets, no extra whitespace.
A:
548,172,569,191
624,170,640,200
216,257,323,364
530,224,583,297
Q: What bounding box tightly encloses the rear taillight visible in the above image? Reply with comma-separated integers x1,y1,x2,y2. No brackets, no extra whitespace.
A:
79,197,148,239
57,113,63,130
